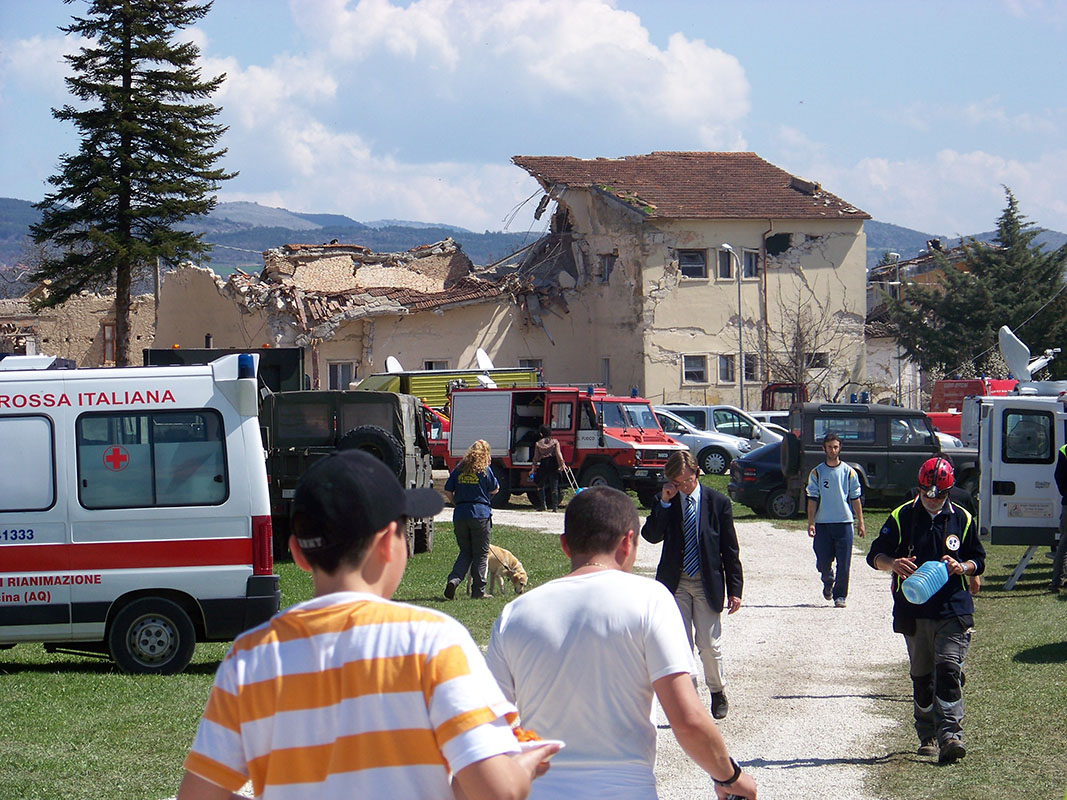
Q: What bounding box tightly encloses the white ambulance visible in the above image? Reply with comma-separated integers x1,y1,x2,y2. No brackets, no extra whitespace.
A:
0,353,279,674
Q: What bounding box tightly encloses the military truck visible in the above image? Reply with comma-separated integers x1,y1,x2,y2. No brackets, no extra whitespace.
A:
258,390,436,556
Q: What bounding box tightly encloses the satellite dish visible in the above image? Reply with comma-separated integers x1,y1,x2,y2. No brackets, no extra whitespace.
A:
385,356,404,374
475,347,495,371
475,374,497,388
999,326,1032,380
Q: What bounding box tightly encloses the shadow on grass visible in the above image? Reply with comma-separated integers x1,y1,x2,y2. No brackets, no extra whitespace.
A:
0,658,221,675
1013,640,1067,664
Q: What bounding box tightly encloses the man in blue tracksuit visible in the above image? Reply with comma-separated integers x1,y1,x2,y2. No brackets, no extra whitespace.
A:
806,432,865,607
867,457,985,764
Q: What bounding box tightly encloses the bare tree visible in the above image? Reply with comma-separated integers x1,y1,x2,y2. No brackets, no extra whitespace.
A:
747,282,864,401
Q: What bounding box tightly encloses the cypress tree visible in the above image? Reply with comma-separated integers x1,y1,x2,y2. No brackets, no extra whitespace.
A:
30,0,234,366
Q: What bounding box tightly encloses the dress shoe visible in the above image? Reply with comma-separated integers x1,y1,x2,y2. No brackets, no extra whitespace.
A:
711,691,729,720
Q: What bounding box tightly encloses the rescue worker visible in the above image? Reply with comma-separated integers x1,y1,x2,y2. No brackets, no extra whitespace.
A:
867,457,985,764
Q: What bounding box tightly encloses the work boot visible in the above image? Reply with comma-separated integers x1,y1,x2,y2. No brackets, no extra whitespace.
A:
822,583,833,601
916,738,938,757
938,738,966,764
444,578,460,600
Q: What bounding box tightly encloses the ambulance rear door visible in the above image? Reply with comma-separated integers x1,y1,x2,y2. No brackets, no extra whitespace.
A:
981,398,1060,546
0,411,72,642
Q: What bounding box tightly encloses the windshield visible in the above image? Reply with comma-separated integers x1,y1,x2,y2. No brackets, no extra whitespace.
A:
599,401,660,430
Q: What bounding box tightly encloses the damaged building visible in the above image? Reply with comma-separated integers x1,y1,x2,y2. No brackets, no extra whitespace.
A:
155,151,870,404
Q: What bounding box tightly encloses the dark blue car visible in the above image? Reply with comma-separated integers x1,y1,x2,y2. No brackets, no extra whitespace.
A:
726,440,798,519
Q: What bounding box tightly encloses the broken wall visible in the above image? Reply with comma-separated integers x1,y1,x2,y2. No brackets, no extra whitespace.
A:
155,265,272,349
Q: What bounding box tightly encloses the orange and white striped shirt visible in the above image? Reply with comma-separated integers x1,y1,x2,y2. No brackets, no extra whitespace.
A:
184,591,519,799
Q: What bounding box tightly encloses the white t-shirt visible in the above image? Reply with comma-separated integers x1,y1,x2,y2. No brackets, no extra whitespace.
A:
486,570,696,799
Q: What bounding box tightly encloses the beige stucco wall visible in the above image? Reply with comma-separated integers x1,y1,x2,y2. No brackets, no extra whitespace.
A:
549,188,867,406
154,265,272,350
0,292,155,366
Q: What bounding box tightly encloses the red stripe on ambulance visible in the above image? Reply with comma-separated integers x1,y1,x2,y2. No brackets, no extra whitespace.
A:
2,538,252,572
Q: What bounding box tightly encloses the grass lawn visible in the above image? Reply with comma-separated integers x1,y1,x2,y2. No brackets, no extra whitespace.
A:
0,524,568,800
1,509,1063,800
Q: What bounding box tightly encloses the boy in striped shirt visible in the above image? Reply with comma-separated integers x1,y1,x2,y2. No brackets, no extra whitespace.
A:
178,450,557,800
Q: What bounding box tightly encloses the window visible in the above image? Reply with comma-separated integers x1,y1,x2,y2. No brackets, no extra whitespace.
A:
719,355,736,383
601,357,611,390
1002,410,1054,463
678,249,708,279
102,322,116,364
519,358,543,370
77,410,227,509
423,359,449,371
0,416,55,511
328,361,356,390
682,355,708,384
890,417,935,447
743,353,759,382
742,249,760,279
713,408,755,440
656,412,687,434
598,254,616,283
813,416,876,444
670,408,707,429
717,250,733,279
805,352,830,369
549,402,573,430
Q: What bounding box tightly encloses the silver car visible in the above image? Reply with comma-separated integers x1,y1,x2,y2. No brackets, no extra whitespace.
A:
661,403,783,450
653,407,751,475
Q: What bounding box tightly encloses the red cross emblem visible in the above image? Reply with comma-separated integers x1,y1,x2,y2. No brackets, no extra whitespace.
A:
103,446,129,471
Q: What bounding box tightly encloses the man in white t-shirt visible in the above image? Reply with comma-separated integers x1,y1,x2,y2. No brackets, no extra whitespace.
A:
486,486,756,800
806,432,865,608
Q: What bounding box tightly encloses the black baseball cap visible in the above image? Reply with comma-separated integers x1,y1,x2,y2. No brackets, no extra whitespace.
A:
292,450,443,553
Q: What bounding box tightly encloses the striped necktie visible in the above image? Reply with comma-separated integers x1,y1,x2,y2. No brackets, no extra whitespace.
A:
683,493,700,576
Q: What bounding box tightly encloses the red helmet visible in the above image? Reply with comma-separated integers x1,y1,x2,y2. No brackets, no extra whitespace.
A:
918,457,954,497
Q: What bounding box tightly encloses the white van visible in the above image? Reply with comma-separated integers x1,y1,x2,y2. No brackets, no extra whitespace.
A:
0,353,279,674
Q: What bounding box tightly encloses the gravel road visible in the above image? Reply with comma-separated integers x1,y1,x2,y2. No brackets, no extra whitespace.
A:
172,508,910,799
481,508,909,800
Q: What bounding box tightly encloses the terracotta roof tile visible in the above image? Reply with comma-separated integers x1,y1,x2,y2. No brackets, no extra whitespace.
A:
512,151,869,220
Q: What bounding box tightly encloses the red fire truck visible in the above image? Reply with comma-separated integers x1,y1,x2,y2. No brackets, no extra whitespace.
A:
446,386,686,507
927,377,1017,437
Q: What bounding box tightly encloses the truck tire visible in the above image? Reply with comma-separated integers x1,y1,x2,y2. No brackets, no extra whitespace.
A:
526,490,545,510
108,597,196,675
1051,531,1067,591
580,463,623,490
698,447,730,475
490,461,512,508
781,432,801,476
337,425,405,476
765,487,798,520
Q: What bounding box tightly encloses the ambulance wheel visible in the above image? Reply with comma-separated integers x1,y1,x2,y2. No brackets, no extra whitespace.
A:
581,463,623,490
698,447,730,475
338,425,404,476
108,597,196,675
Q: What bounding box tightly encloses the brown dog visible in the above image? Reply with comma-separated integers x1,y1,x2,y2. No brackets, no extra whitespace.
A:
467,544,529,596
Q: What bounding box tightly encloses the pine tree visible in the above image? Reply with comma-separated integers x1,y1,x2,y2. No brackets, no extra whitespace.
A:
887,188,1067,379
30,0,234,366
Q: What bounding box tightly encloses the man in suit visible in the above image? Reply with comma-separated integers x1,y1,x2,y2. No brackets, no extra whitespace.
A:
641,451,744,719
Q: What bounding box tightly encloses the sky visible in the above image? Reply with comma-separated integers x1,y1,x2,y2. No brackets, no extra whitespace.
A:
2,0,1066,238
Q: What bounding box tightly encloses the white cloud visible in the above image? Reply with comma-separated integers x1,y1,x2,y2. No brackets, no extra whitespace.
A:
805,148,1067,235
0,33,82,98
960,97,1057,134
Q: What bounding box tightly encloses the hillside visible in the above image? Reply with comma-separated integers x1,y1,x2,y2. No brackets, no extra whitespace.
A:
2,197,1062,275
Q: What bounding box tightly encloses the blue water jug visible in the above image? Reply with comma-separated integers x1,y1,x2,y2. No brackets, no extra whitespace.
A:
901,560,949,604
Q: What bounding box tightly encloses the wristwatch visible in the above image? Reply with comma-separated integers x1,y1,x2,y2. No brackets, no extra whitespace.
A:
713,757,742,787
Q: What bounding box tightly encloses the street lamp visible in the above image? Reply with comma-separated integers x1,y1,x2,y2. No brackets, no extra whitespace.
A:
721,243,744,409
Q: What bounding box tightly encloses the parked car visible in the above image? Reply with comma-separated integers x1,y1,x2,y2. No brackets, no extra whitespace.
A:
727,440,796,519
748,410,790,429
660,403,783,450
653,407,751,474
781,403,979,508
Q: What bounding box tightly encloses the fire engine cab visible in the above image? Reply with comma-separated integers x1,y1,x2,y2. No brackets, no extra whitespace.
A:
0,354,279,673
446,385,685,507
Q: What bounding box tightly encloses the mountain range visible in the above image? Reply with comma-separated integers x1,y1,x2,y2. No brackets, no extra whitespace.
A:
2,197,1064,285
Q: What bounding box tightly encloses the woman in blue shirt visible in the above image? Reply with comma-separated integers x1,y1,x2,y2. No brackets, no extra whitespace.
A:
443,439,499,599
